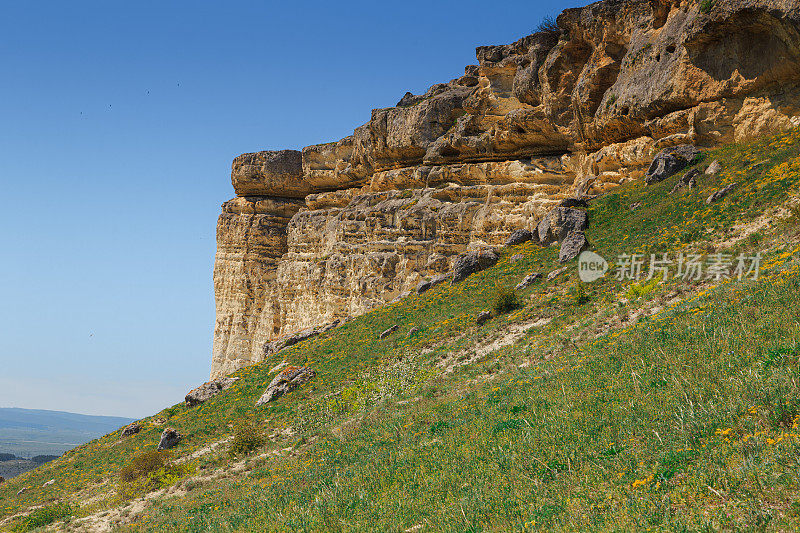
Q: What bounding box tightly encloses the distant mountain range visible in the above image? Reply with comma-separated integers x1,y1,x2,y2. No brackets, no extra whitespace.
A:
0,408,133,477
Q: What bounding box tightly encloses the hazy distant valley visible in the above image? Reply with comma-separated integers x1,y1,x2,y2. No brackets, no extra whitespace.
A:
0,409,132,479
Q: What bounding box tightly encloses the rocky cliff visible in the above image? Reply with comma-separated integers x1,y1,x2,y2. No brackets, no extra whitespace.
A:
212,0,800,377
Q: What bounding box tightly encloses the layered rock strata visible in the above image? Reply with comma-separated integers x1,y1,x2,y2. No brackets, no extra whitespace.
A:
212,0,800,377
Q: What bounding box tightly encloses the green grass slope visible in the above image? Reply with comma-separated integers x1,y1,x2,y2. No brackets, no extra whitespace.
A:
2,129,800,532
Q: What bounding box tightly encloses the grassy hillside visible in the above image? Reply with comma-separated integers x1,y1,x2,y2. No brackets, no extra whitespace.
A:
2,128,800,532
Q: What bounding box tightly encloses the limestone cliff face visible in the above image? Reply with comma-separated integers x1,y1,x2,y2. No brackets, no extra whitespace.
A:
212,0,800,377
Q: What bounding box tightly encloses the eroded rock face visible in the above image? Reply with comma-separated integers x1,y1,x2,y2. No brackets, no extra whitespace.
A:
211,0,800,377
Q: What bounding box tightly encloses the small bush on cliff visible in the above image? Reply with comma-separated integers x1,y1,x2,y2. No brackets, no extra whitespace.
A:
700,0,715,14
119,450,170,482
229,420,266,457
492,287,521,314
536,16,560,36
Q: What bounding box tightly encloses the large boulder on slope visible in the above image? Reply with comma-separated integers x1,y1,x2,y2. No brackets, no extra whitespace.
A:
256,366,317,406
505,229,533,246
157,428,182,451
645,145,699,184
452,248,500,283
185,377,240,407
537,208,589,246
559,231,590,263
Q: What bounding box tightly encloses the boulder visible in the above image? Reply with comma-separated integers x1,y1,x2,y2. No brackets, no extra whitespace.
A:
452,248,500,283
157,428,182,451
264,320,341,358
705,160,721,175
380,324,400,339
121,423,141,437
407,327,420,338
559,231,589,263
42,479,55,487
536,216,553,244
505,229,533,246
515,272,542,291
645,145,699,185
416,274,450,295
17,487,28,496
630,202,642,211
537,207,589,246
476,311,492,326
510,254,525,262
256,366,316,406
670,168,700,193
185,377,240,407
707,183,738,204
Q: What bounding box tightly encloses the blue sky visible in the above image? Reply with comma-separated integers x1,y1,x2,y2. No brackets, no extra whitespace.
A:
0,0,581,418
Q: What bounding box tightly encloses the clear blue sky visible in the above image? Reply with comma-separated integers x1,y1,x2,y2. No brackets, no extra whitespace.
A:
0,0,582,418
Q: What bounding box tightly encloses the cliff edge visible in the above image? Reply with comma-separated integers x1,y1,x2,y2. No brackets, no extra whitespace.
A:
212,0,800,377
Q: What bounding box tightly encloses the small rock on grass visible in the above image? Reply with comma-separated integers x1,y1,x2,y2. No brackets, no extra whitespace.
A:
407,327,420,338
515,272,542,291
380,324,399,339
707,183,737,204
476,311,492,326
416,273,451,294
705,160,721,175
547,266,569,281
537,207,588,246
670,168,700,193
510,254,525,262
